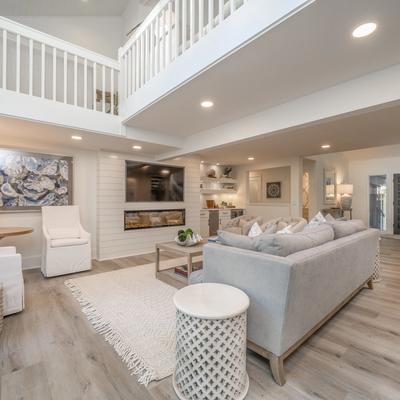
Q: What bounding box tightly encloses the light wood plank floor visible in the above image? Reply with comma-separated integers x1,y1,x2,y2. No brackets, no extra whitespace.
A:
1,239,399,399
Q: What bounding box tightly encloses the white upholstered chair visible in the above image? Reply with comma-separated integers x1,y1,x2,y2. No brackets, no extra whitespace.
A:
0,247,24,315
41,206,91,277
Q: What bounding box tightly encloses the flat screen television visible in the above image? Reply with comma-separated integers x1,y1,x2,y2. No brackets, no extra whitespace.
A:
126,161,184,202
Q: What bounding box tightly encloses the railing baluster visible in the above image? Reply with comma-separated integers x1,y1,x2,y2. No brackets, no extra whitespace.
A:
127,48,132,97
41,43,45,98
29,39,33,95
111,68,114,115
219,0,224,24
74,54,78,106
131,43,137,94
93,62,97,110
2,30,7,90
52,47,57,101
199,0,204,38
190,0,196,47
161,9,166,70
155,16,160,74
167,2,173,65
209,0,214,31
182,0,187,52
102,65,105,113
135,41,139,89
175,0,180,59
63,51,67,103
84,58,88,108
230,0,235,14
145,27,150,82
150,21,155,77
16,34,20,93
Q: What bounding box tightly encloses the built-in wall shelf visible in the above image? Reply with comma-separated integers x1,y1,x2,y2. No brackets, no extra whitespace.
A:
200,177,238,184
200,189,237,195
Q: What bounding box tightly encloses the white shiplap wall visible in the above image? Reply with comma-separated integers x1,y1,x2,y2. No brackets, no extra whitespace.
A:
97,152,200,260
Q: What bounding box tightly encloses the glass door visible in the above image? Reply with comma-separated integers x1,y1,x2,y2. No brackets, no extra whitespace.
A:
369,175,387,231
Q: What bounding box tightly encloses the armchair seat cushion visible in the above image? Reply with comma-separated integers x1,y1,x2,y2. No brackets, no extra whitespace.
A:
48,227,80,240
51,237,88,248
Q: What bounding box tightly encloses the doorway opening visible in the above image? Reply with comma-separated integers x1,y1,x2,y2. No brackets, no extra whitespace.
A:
369,175,387,231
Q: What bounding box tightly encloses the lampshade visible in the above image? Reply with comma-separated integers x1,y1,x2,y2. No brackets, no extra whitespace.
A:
337,184,353,195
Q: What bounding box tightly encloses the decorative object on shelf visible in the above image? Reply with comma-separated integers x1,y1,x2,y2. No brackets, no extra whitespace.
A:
266,182,282,198
175,228,203,247
0,149,72,210
207,168,217,178
223,167,233,178
337,183,353,211
324,168,336,204
206,200,216,209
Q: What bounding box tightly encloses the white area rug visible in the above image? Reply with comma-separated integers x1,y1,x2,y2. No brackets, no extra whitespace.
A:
65,264,177,385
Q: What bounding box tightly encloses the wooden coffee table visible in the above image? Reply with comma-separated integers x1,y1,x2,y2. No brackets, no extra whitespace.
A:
155,240,206,288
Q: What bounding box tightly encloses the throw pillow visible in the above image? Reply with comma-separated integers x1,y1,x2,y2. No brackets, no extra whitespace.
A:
263,223,277,234
248,222,263,238
276,225,294,235
217,230,257,251
325,213,336,222
255,224,334,257
276,221,288,231
308,211,327,227
329,219,366,239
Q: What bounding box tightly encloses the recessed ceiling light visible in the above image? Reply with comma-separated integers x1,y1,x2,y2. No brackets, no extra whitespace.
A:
201,100,214,108
132,145,142,150
248,157,255,161
109,154,118,159
161,169,170,175
352,22,377,38
216,162,220,166
321,144,331,149
201,160,204,164
71,135,82,141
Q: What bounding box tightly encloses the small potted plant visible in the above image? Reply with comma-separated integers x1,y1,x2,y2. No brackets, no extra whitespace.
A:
175,228,202,246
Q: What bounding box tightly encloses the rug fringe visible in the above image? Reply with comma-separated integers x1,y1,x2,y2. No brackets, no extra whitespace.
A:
65,279,155,386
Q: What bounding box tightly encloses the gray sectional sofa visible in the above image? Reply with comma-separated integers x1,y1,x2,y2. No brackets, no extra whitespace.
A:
190,221,379,385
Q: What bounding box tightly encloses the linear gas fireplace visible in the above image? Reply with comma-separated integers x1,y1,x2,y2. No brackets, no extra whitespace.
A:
124,209,185,230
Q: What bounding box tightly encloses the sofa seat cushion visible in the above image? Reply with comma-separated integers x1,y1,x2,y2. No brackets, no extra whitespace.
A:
328,219,366,239
51,237,88,248
48,227,80,240
255,224,334,257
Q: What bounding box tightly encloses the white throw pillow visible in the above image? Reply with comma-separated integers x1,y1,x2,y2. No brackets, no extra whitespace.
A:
308,211,327,227
48,227,80,240
248,222,263,238
276,225,294,235
325,213,336,222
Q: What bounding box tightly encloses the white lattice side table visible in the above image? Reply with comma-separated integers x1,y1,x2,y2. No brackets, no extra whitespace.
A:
173,283,250,400
372,237,382,282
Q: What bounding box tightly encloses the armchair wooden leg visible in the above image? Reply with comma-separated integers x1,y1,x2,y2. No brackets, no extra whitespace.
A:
367,278,374,290
269,355,286,386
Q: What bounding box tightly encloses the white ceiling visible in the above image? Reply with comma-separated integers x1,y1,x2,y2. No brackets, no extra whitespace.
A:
0,0,131,16
0,117,176,158
196,104,400,165
127,0,400,137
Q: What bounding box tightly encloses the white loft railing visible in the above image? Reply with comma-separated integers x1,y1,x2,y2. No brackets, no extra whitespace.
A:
119,0,247,100
0,17,120,115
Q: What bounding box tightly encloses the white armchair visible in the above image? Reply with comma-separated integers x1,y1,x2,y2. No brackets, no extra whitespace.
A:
42,205,91,277
0,247,24,315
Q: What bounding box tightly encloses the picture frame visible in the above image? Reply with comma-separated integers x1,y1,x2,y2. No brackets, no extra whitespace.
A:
323,168,336,204
266,181,282,199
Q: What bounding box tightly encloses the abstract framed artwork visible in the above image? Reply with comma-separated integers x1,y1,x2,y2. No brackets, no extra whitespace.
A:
266,181,282,199
0,149,73,210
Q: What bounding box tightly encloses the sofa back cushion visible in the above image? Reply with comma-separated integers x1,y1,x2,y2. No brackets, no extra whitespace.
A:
328,219,366,239
255,224,334,257
217,230,257,251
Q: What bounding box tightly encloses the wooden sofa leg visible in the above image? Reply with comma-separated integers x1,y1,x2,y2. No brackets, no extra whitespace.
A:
367,278,374,290
269,355,286,386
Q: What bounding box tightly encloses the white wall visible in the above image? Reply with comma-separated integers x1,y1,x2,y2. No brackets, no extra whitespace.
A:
8,16,123,58
0,142,98,269
121,0,157,43
97,152,200,260
235,157,302,219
